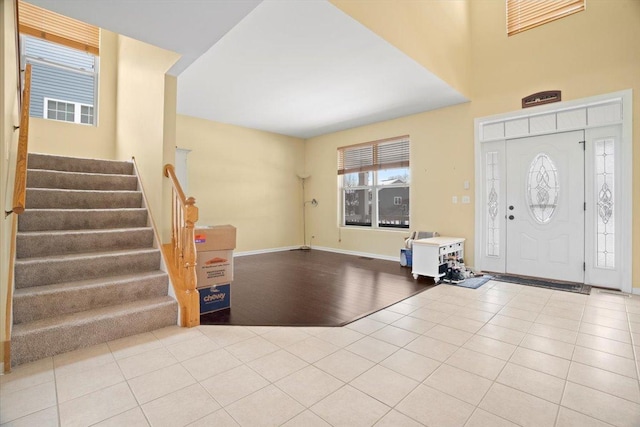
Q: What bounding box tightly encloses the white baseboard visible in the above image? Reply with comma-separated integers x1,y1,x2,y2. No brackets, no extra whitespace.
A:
632,287,640,296
233,245,403,264
311,246,399,262
234,246,300,257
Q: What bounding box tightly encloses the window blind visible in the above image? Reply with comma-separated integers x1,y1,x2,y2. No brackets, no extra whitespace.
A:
18,0,100,55
507,0,585,37
337,135,410,175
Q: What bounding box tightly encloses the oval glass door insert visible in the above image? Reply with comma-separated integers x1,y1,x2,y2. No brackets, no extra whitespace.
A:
527,153,559,224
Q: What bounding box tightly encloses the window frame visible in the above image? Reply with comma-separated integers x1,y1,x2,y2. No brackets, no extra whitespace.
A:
21,34,100,126
340,170,411,230
18,0,101,127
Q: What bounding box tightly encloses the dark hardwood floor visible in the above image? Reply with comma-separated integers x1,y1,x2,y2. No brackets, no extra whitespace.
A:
199,249,436,327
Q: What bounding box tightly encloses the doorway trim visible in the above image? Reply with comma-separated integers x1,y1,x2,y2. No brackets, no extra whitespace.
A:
474,90,633,294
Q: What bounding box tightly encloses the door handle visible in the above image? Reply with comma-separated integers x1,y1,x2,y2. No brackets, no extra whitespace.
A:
509,205,514,210
508,215,515,220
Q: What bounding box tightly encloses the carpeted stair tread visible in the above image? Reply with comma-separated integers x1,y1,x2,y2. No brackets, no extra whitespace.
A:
26,188,142,209
27,169,138,191
11,296,177,365
18,208,148,231
12,153,178,367
15,248,161,288
28,153,133,175
13,271,169,324
17,227,155,258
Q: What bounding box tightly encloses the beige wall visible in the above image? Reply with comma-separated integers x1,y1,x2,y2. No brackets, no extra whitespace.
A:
0,0,20,368
175,115,305,252
468,0,640,288
115,35,180,243
27,30,119,160
162,75,177,243
23,30,180,243
331,0,471,97
308,0,640,288
305,103,474,258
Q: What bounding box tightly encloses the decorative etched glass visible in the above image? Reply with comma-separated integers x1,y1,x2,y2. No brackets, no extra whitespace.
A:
526,153,559,224
595,138,615,268
486,152,499,257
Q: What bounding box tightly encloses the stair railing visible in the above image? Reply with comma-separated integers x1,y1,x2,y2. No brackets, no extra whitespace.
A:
7,63,31,216
164,164,200,327
4,4,31,371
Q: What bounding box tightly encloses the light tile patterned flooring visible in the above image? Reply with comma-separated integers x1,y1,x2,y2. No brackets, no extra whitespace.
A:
2,280,640,426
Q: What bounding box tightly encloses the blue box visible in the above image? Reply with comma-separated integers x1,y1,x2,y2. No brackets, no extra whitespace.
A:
400,249,412,267
199,284,231,314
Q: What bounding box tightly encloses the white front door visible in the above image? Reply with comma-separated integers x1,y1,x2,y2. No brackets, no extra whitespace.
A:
506,130,585,282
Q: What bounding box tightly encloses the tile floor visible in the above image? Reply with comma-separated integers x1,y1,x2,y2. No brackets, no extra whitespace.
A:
2,280,640,427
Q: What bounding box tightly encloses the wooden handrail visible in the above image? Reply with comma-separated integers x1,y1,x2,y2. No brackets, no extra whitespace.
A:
15,0,23,112
9,63,31,216
163,164,200,327
5,4,29,371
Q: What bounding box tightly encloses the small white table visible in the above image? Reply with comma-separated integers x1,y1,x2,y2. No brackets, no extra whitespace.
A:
412,236,465,280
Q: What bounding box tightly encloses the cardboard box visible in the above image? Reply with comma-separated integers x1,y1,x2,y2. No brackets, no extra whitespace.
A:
196,249,233,287
194,225,236,287
199,284,230,314
195,225,236,251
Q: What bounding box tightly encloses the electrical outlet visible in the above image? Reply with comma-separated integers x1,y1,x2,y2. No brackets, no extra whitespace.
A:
452,196,458,204
462,196,471,204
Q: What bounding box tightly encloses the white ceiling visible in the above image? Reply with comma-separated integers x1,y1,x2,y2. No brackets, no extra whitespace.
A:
26,0,262,75
27,0,467,139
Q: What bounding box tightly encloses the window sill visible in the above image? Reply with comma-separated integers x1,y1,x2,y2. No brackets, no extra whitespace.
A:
340,225,410,233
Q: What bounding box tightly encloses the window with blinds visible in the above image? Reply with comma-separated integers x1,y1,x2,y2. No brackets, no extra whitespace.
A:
18,0,100,125
507,0,585,37
338,136,410,229
338,136,410,175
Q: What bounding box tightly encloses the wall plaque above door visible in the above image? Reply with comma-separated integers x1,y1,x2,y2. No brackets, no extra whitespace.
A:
522,90,562,108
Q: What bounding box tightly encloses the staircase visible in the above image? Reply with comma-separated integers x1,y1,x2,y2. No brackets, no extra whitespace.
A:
11,153,178,366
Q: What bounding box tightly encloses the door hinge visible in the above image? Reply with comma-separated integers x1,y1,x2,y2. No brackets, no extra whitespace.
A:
584,202,587,211
578,140,586,150
583,262,586,271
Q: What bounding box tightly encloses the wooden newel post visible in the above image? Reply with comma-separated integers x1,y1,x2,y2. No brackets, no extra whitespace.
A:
163,163,202,328
183,198,200,327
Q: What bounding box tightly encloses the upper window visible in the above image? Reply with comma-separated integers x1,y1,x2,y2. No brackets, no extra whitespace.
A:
18,0,100,125
338,136,410,229
507,0,585,36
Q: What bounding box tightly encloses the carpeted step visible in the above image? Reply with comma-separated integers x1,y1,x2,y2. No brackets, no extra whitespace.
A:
26,188,142,209
18,208,148,231
16,227,155,258
11,296,177,366
13,271,169,324
15,248,161,289
27,169,138,191
28,153,133,175
12,152,179,368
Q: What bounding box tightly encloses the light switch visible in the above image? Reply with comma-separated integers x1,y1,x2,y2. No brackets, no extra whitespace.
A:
464,180,470,190
462,196,471,204
452,196,458,204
